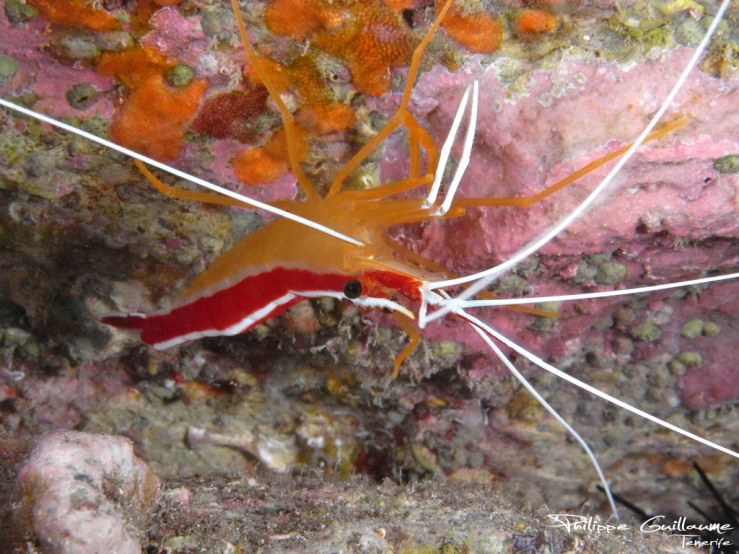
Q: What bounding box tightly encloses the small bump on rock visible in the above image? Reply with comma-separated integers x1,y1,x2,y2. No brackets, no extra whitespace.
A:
66,83,100,110
681,319,704,339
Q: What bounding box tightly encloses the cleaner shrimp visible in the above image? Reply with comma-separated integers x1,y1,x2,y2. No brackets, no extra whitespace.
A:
0,0,738,519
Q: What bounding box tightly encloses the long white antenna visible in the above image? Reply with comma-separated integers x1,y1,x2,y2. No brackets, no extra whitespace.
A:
469,318,620,518
461,311,739,461
421,0,733,326
457,272,739,308
0,98,364,248
439,289,620,518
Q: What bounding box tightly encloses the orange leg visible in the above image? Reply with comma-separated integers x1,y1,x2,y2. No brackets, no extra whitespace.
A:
454,118,688,209
135,160,252,207
230,0,319,201
392,311,420,380
135,160,302,213
344,113,439,203
367,198,465,226
405,112,440,183
327,0,455,199
409,126,420,181
405,112,439,187
342,175,433,202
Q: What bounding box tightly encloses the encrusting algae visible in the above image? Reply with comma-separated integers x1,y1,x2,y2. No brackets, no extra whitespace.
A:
19,0,510,187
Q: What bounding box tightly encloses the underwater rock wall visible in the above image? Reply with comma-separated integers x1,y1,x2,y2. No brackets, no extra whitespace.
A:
0,0,738,550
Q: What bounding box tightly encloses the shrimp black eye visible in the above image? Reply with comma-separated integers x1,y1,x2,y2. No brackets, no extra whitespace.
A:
343,279,362,299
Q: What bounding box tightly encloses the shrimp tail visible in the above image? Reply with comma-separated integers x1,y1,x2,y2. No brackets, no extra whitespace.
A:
100,312,147,341
100,312,147,330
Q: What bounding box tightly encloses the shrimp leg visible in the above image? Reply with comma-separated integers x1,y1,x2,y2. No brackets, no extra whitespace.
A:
454,118,688,209
327,0,455,198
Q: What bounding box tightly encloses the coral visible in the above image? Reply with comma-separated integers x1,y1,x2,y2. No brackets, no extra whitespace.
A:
14,430,160,554
437,0,504,53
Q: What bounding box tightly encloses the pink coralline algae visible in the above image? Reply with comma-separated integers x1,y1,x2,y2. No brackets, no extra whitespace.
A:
15,430,161,554
375,46,739,410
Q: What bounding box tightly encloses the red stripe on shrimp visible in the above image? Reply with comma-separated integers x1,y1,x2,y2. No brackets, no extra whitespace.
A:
102,268,351,349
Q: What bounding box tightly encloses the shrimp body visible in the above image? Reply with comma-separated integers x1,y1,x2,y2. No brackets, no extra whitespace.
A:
101,194,434,349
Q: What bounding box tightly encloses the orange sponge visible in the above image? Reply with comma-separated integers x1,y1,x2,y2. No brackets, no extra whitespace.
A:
437,0,504,54
28,0,121,31
97,47,168,89
263,0,339,41
514,8,558,35
99,47,208,161
109,74,208,161
299,104,356,135
233,126,309,186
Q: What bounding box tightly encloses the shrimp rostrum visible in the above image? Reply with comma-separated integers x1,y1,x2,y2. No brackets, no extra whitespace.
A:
2,0,738,518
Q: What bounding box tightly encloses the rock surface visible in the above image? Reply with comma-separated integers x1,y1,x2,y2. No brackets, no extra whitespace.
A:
0,0,738,550
14,430,160,554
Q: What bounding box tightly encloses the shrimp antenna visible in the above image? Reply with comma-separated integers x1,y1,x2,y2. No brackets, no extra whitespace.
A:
470,321,619,518
422,0,734,324
440,292,620,518
455,272,739,308
0,98,363,248
457,310,739,462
